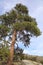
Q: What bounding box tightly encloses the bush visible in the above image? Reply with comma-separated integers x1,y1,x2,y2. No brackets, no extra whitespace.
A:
0,43,9,61
36,56,43,64
23,54,37,61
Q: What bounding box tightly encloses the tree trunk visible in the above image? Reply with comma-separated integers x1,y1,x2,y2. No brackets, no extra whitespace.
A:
7,30,16,65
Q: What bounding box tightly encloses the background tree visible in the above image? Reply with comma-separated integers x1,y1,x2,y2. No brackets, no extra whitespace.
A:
14,44,23,61
0,3,41,65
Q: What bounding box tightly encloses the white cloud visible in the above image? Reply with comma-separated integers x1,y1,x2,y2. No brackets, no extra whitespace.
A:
23,49,29,54
23,49,43,56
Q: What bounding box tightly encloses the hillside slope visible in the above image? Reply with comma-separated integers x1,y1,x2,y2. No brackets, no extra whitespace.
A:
22,60,42,65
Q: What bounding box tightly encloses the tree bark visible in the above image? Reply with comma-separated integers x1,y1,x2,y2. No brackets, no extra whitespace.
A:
7,30,16,65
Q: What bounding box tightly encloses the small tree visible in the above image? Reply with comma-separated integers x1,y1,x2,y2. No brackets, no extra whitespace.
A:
14,45,23,61
0,41,9,61
0,3,41,65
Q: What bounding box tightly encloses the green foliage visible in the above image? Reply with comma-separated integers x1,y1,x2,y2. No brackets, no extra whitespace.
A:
15,3,28,14
0,10,17,25
0,24,10,38
13,21,41,36
0,43,9,61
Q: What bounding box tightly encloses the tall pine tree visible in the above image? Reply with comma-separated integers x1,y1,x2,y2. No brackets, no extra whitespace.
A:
0,3,41,65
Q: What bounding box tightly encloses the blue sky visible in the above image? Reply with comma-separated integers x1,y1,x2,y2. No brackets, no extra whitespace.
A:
0,0,43,56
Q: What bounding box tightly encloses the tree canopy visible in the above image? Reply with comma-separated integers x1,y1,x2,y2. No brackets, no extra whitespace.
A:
0,3,41,46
